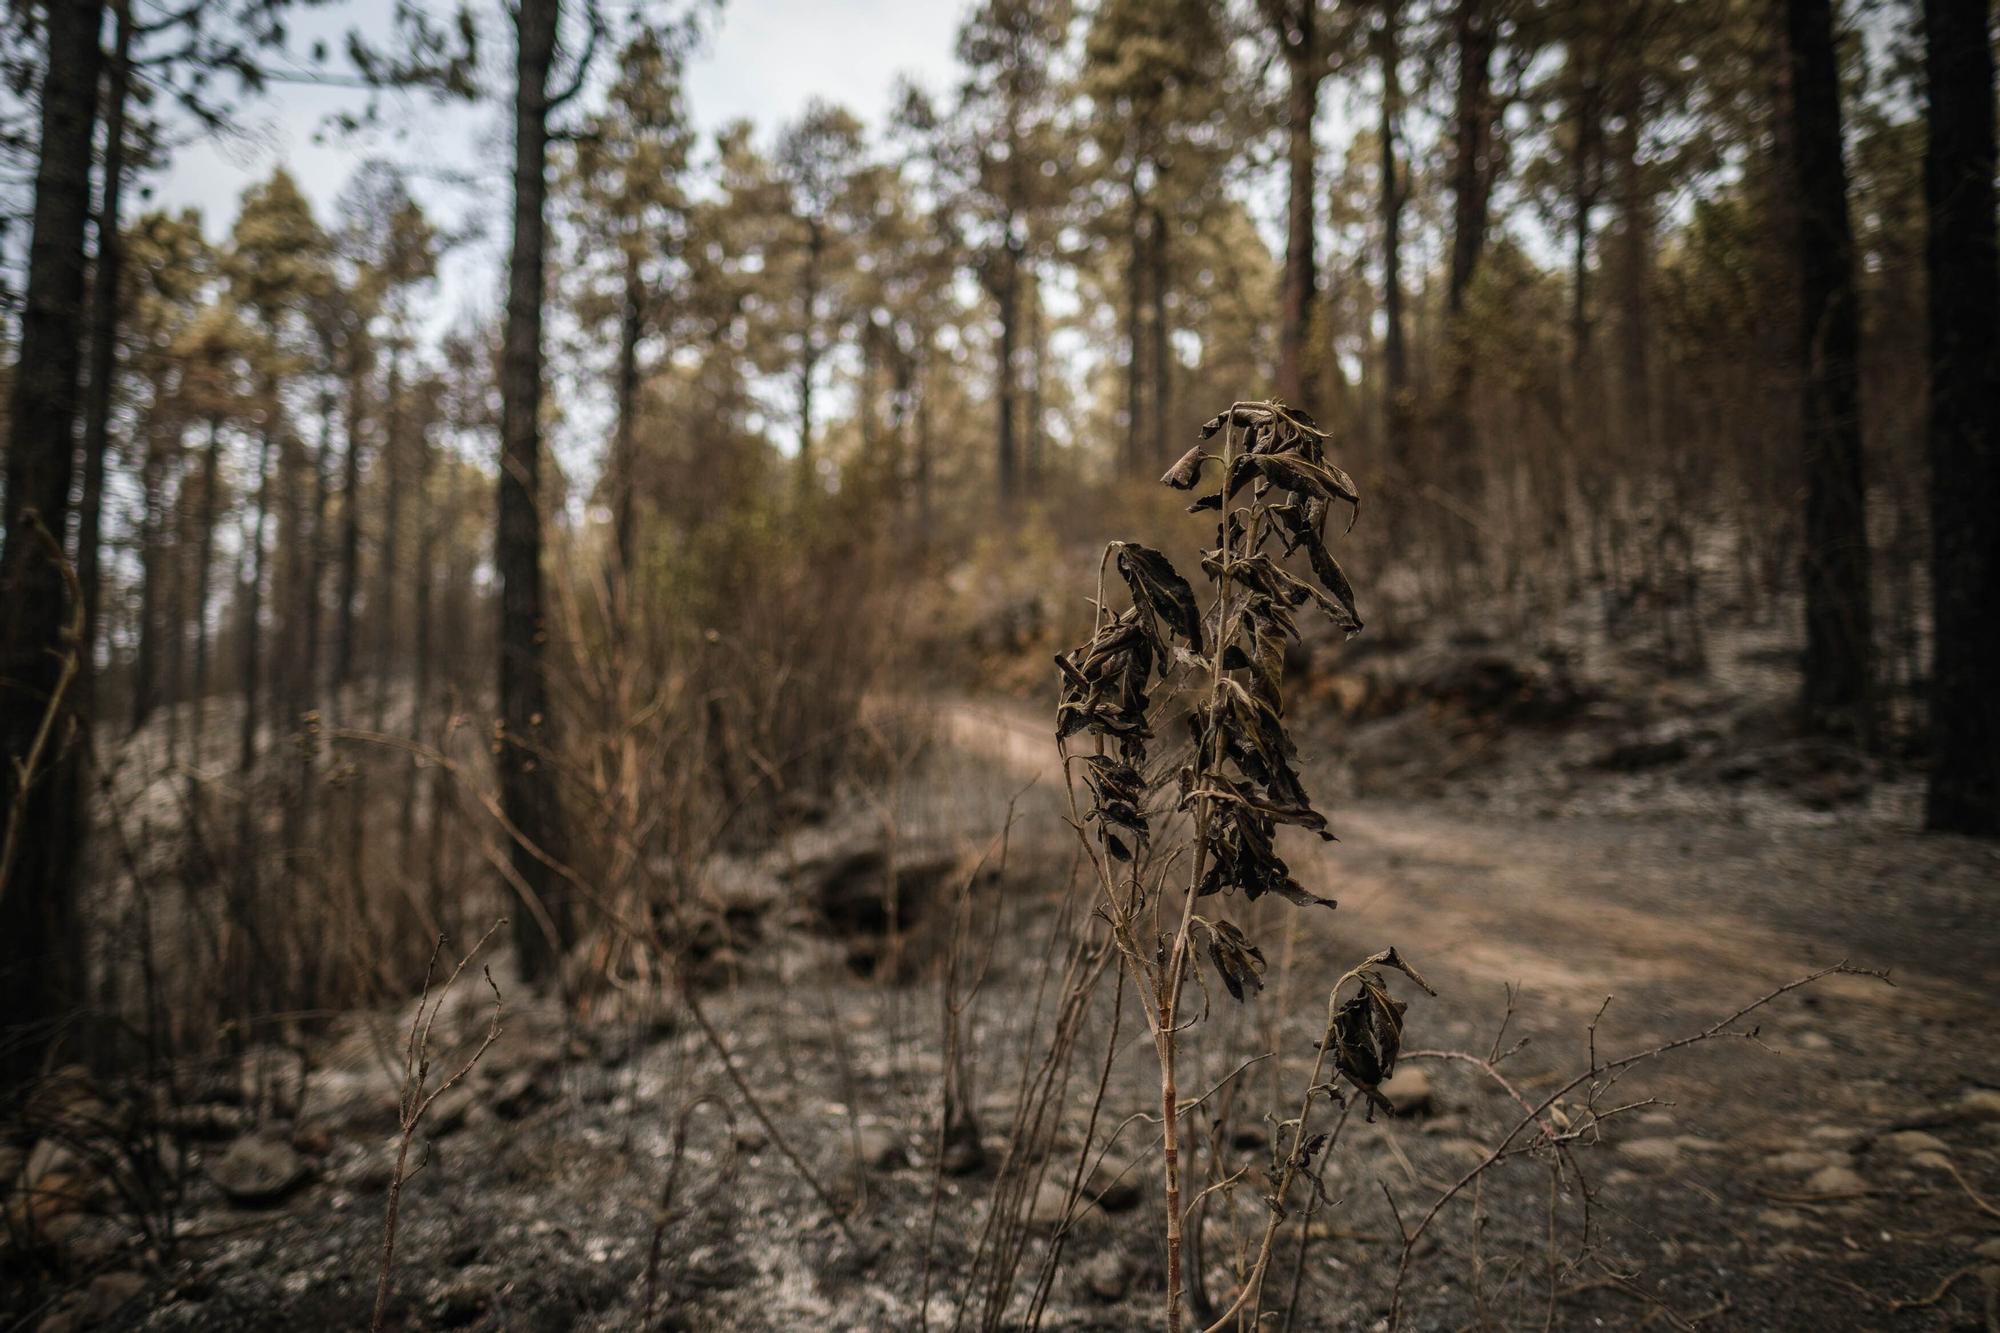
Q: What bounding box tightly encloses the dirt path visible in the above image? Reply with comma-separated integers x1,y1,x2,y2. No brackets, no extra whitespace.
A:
931,693,2000,1330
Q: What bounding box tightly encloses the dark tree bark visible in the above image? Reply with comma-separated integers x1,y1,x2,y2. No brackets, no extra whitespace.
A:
0,0,107,1080
498,0,574,981
189,417,223,761
130,414,170,733
1376,0,1408,460
1783,0,1874,738
334,332,367,695
1441,0,1496,517
1922,0,1998,833
1271,0,1320,407
611,249,642,581
1122,169,1144,473
797,217,823,489
1147,200,1170,465
76,0,133,722
994,239,1019,502
1609,80,1653,458
373,343,403,731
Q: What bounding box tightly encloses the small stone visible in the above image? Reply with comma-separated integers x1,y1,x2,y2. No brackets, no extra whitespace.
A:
1378,1068,1432,1116
732,1126,768,1155
1878,1130,1949,1157
1616,1137,1683,1170
492,1069,545,1120
1793,1031,1833,1051
1974,1237,2000,1262
1803,1164,1867,1196
940,1136,987,1178
72,1270,147,1323
1756,1209,1808,1231
208,1133,311,1206
855,1124,907,1171
1028,1177,1081,1229
1087,1160,1142,1213
1911,1151,1954,1172
1437,1138,1491,1168
1766,1150,1837,1175
1960,1089,2000,1120
1079,1251,1127,1301
423,1086,476,1136
1807,1124,1863,1148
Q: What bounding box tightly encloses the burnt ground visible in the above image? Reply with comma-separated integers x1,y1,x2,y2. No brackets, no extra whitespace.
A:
6,669,2000,1332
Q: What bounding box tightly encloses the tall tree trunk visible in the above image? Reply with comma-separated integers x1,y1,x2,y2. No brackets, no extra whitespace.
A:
612,250,643,584
1609,82,1653,458
995,233,1020,503
403,418,434,860
334,334,367,696
1442,0,1496,523
76,0,132,724
190,417,223,763
131,414,169,733
1124,169,1144,473
373,342,403,731
797,219,823,490
0,0,105,1080
1148,200,1170,465
498,0,573,981
1377,0,1409,461
1784,0,1874,739
1922,0,1998,832
1024,266,1043,495
1275,1,1319,407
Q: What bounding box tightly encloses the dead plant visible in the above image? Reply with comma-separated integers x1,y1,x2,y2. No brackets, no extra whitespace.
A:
1054,400,1430,1329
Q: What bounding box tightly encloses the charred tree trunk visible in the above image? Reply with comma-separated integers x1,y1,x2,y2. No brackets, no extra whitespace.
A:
995,233,1020,504
797,218,823,490
334,332,368,697
1275,0,1320,408
612,248,642,584
189,418,223,761
130,415,170,734
1784,0,1875,739
1124,168,1144,473
1922,0,1998,832
1442,0,1496,527
498,0,574,981
1148,200,1171,468
76,0,133,724
373,343,403,731
1377,0,1409,461
0,0,105,1080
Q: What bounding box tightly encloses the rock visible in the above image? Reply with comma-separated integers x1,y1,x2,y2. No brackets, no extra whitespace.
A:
1378,1068,1431,1116
208,1133,311,1206
940,1135,987,1178
1975,1237,2000,1262
1756,1209,1808,1231
1958,1089,2000,1120
1593,735,1691,772
1766,1149,1838,1175
1806,1124,1863,1148
1087,1160,1142,1213
732,1126,768,1155
1878,1130,1949,1157
1616,1137,1683,1170
68,1271,148,1325
855,1124,907,1171
1803,1164,1867,1196
1078,1251,1127,1301
1792,1031,1833,1052
1910,1151,1954,1173
491,1068,545,1120
1028,1177,1080,1229
422,1086,476,1136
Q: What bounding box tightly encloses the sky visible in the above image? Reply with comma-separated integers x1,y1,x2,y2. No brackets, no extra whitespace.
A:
151,0,970,324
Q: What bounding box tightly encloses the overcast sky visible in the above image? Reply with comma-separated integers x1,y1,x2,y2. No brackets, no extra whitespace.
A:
149,0,969,323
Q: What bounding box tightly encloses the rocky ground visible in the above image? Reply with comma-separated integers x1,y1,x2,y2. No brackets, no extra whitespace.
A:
6,625,2000,1331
